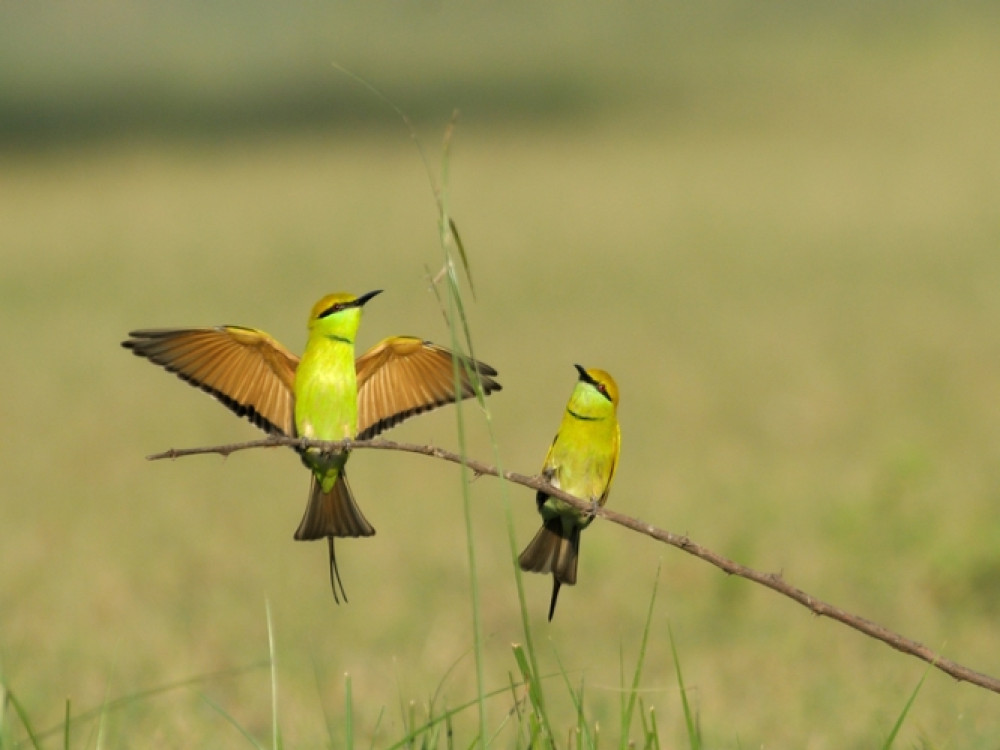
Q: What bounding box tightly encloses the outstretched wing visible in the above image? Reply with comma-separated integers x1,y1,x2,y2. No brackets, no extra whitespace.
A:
354,336,501,439
122,327,300,436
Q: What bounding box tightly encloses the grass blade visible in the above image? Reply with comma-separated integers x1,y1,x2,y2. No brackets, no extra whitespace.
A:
511,645,546,733
345,672,354,750
63,697,70,750
881,664,931,749
620,562,661,747
17,660,267,745
550,647,594,750
369,705,386,750
429,117,488,750
668,624,700,750
200,692,267,749
381,679,517,750
3,686,43,750
638,699,660,750
265,600,282,750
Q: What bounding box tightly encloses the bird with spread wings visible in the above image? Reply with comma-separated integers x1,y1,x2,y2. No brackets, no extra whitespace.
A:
123,290,501,601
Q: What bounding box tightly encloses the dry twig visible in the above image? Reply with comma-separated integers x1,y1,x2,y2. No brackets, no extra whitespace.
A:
147,435,1000,695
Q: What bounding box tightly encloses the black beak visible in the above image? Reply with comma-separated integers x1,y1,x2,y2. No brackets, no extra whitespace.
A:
354,289,383,308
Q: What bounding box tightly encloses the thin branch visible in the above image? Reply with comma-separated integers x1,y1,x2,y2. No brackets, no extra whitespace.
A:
147,436,1000,695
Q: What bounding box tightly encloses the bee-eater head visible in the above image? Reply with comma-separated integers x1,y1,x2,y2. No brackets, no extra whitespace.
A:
308,290,382,335
573,364,619,407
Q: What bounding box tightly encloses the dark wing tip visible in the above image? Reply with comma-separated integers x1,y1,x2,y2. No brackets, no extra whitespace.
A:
459,355,501,391
481,377,502,394
121,330,150,350
476,362,499,378
122,329,178,351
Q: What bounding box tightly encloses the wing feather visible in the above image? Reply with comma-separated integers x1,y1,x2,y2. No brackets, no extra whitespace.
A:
122,326,300,436
355,336,501,439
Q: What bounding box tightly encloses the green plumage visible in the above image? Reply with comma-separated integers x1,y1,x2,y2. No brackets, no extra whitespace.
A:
519,365,620,621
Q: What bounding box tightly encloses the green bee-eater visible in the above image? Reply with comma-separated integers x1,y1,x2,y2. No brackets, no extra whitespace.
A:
123,290,501,601
519,364,620,621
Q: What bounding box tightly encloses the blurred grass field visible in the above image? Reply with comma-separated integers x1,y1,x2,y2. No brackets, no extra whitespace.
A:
3,2,1000,747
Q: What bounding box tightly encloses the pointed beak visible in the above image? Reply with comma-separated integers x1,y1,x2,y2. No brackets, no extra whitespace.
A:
355,289,383,308
573,363,589,381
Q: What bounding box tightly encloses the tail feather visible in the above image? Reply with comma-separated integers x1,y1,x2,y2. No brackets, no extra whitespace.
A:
327,537,348,604
294,472,376,540
294,472,374,605
518,516,580,583
548,580,562,622
518,516,581,621
518,517,561,575
553,525,581,586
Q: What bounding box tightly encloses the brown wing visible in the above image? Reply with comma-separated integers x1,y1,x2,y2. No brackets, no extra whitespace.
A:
354,336,502,439
122,326,300,436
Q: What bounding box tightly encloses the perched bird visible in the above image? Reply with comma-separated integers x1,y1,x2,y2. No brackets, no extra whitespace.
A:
518,365,620,621
122,290,501,601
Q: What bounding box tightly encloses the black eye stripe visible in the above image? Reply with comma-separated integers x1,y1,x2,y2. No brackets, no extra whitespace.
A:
575,365,612,402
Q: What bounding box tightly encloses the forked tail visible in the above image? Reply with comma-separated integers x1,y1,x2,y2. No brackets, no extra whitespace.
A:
294,471,375,539
294,471,375,603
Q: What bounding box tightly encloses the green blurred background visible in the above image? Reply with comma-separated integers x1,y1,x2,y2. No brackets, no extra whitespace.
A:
3,2,1000,746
